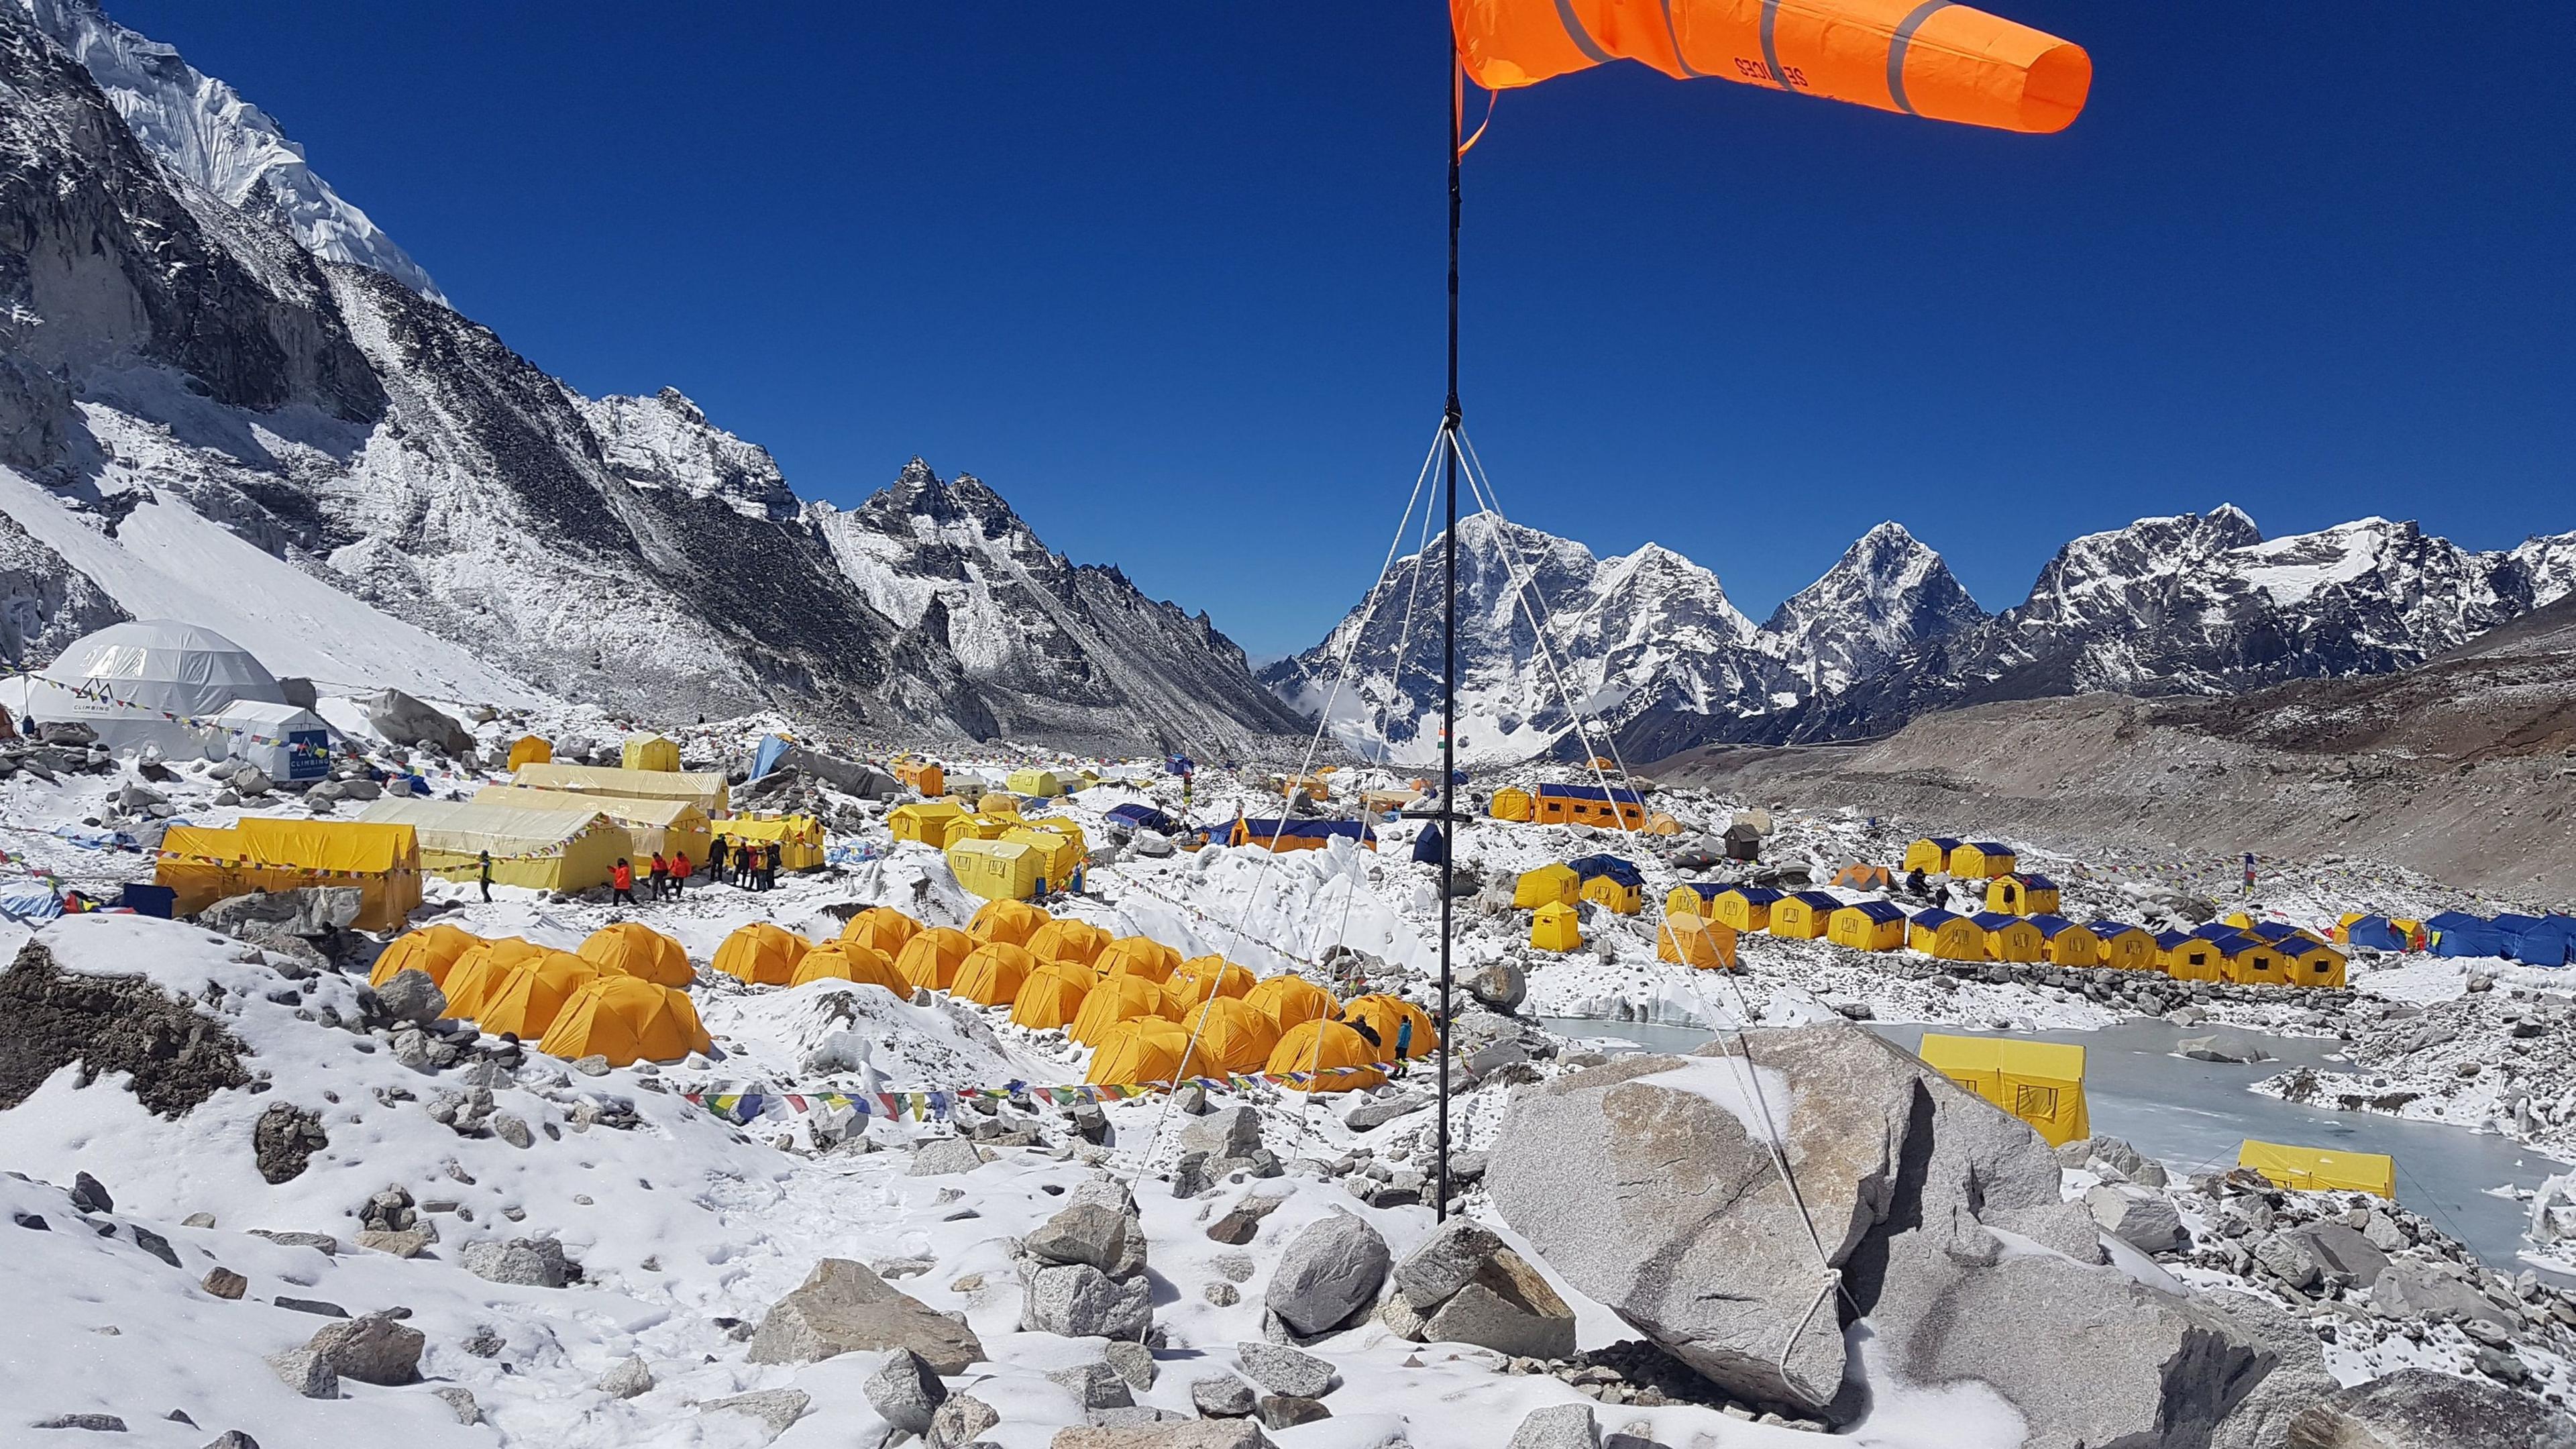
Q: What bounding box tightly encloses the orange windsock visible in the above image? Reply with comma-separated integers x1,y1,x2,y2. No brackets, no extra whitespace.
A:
1451,0,2089,134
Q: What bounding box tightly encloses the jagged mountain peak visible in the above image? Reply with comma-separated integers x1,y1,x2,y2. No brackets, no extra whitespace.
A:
1759,521,1985,692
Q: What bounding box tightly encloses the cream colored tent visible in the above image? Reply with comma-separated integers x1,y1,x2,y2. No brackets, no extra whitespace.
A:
513,761,729,814
476,784,710,861
359,796,630,892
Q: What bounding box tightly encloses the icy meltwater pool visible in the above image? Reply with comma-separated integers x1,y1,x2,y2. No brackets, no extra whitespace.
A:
1542,1016,2570,1277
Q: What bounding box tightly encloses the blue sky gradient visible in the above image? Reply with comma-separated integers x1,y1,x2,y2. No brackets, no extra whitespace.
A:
110,1,2576,656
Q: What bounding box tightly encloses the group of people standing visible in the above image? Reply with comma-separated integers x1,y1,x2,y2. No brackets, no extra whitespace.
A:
604,837,783,905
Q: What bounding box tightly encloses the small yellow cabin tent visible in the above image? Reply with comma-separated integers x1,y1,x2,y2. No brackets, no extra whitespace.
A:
513,761,729,815
717,815,825,871
368,922,482,988
1902,837,1962,873
894,759,946,797
1007,768,1065,798
1530,902,1584,953
2283,938,2348,988
539,974,710,1067
2032,916,2102,969
1488,787,1534,822
1828,901,1907,952
1657,913,1737,969
1767,892,1840,940
712,922,809,986
506,735,553,770
621,734,682,771
475,784,710,863
2090,922,2159,971
1512,863,1580,910
890,800,965,845
1947,841,2019,878
1919,1034,2091,1146
1002,826,1083,888
1709,886,1784,933
1665,881,1726,920
1976,912,2046,964
2237,1139,2394,1198
895,926,976,992
158,818,423,931
1985,873,2060,916
1907,908,1985,962
970,898,1050,947
2157,930,2222,981
577,921,694,987
2218,937,2294,987
949,838,1042,902
941,813,1017,848
357,796,627,893
1570,855,1646,914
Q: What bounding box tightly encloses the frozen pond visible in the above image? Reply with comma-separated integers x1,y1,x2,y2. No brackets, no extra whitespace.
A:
1542,1015,2570,1277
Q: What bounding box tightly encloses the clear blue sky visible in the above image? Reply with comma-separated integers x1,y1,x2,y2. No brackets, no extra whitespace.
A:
113,1,2576,657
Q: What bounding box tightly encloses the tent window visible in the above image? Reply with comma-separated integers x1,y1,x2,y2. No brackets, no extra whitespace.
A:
2014,1084,2059,1118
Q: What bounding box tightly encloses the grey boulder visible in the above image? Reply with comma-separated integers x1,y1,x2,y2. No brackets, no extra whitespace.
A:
1191,1375,1257,1417
2370,1265,2514,1328
1022,1260,1152,1339
1264,1212,1391,1340
1046,1421,1276,1448
2284,1368,2576,1449
2086,1185,2188,1254
462,1237,570,1288
910,1137,988,1177
1234,1341,1333,1399
1049,1361,1136,1411
1509,1403,1601,1449
366,690,474,756
700,1388,810,1442
599,1355,654,1399
371,969,446,1026
1024,1183,1148,1277
865,1347,949,1432
1178,1106,1264,1160
303,1313,425,1385
746,1258,985,1373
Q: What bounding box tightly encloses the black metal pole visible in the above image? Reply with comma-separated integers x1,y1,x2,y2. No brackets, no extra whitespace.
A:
1436,48,1462,1225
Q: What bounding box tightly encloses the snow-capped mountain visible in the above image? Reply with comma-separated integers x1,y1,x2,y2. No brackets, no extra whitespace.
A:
1271,506,2576,764
0,2,1296,751
12,0,443,303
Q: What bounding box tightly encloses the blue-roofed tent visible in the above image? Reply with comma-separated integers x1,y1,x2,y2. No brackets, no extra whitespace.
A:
2502,914,2574,967
2343,916,2410,951
1412,822,1448,866
1911,906,1964,926
2426,912,2504,957
1105,802,1179,835
2153,928,2195,951
1727,885,1786,906
2247,920,2315,944
1845,900,1907,924
1678,881,1728,906
1537,783,1644,805
2188,922,2242,942
1788,890,1842,910
1566,855,1644,889
2027,913,2082,939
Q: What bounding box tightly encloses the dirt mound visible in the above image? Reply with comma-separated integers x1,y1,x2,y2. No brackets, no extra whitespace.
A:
0,941,250,1117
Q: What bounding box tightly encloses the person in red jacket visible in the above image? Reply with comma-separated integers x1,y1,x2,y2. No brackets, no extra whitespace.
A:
648,852,670,901
611,857,636,906
671,850,691,898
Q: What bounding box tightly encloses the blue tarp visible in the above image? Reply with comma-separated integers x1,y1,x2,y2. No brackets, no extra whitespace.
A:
1911,907,1965,928
1537,783,1643,805
2343,916,2410,951
1565,854,1644,889
750,735,793,780
1723,885,1785,906
1106,803,1179,835
1844,900,1907,924
2426,911,2504,957
2502,916,2574,967
1165,755,1195,776
0,878,63,921
2027,913,2081,939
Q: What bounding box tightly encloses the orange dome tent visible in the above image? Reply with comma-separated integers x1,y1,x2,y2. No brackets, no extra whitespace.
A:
894,926,975,992
1165,957,1256,1014
1343,994,1438,1059
539,974,711,1067
1027,918,1112,969
953,941,1036,1006
370,922,482,988
712,922,809,986
1069,973,1169,1046
1243,974,1338,1034
1265,1019,1387,1092
1085,1017,1193,1088
969,898,1050,948
578,921,694,987
440,936,545,1021
1177,996,1280,1075
474,949,600,1040
1450,0,2091,136
841,908,921,959
1010,961,1096,1030
1096,934,1181,985
790,942,908,991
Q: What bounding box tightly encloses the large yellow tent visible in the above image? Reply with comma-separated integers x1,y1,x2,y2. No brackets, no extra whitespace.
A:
539,975,710,1067
1512,863,1580,909
1919,1034,2091,1146
718,815,826,871
1530,901,1583,953
1087,1017,1192,1087
1343,994,1436,1058
1028,918,1112,970
841,907,920,959
953,942,1037,1006
949,838,1043,902
1265,1020,1386,1092
1658,914,1737,970
1489,787,1534,822
713,922,809,986
1244,974,1337,1034
971,898,1051,947
1002,826,1083,888
506,735,553,770
1097,935,1182,985
1177,996,1281,1075
896,926,976,992
472,949,600,1040
1007,768,1065,798
1070,973,1170,1046
440,937,547,1021
358,796,627,893
513,761,729,815
890,800,965,845
1010,962,1096,1030
369,922,482,988
621,734,682,771
475,784,710,863
158,818,424,931
577,921,694,987
792,942,908,992
2237,1139,2394,1198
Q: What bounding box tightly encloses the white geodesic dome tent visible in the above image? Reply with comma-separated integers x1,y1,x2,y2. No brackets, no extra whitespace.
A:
23,620,286,755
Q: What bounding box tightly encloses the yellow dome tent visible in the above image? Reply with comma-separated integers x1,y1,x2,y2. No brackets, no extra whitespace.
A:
1010,961,1097,1030
1265,1020,1386,1092
792,942,908,991
1097,934,1181,985
976,793,1024,817
1177,996,1279,1075
970,898,1051,947
841,908,920,959
1529,901,1583,953
370,922,483,988
1086,1016,1191,1087
577,921,694,987
621,734,681,771
1069,973,1169,1046
1919,1034,2090,1146
890,800,965,845
2237,1139,2393,1198
1165,957,1256,1013
1512,863,1580,910
1244,974,1337,1033
506,735,553,770
1657,914,1737,969
1028,918,1112,969
713,922,809,986
1343,994,1436,1058
440,937,546,1021
539,974,710,1067
953,942,1036,1006
895,926,976,992
473,949,601,1040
